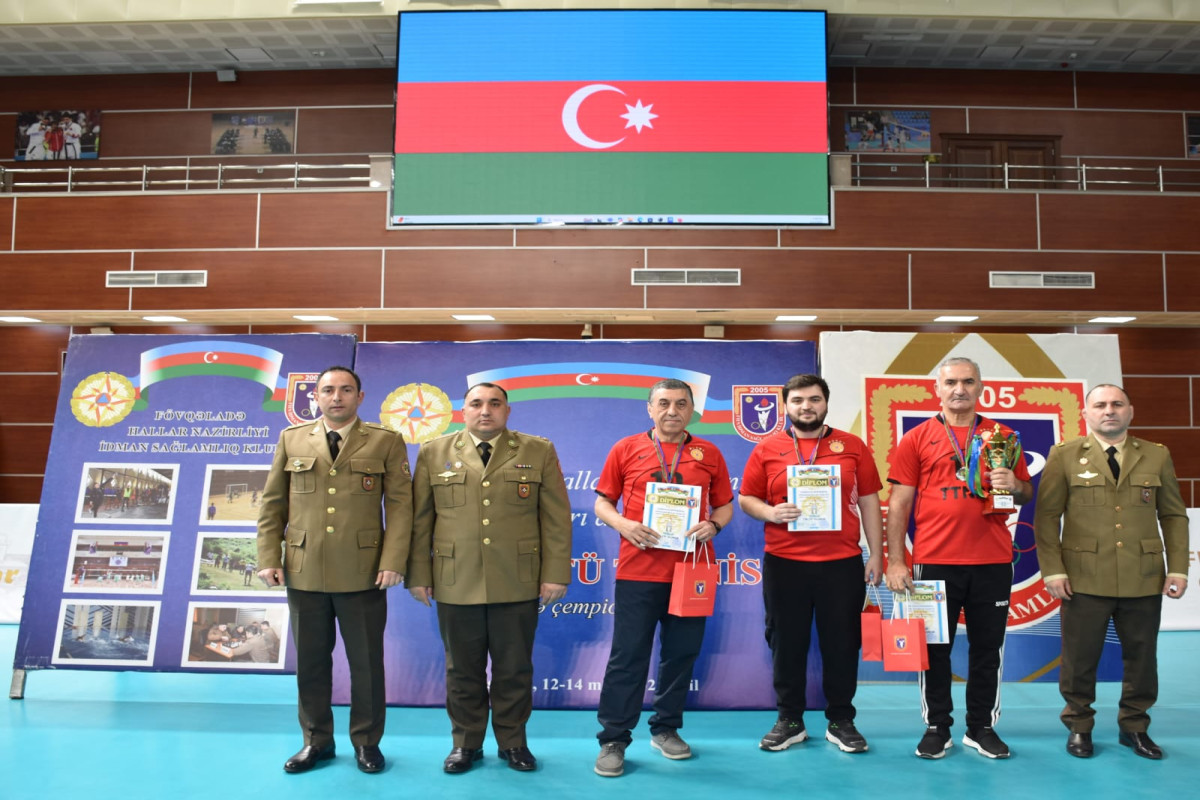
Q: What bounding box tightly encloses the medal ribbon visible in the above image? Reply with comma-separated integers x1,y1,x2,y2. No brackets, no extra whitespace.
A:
939,413,977,484
651,431,686,484
790,425,827,467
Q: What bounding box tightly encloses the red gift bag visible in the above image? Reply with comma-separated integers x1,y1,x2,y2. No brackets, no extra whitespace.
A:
882,596,929,672
861,585,883,662
668,547,717,617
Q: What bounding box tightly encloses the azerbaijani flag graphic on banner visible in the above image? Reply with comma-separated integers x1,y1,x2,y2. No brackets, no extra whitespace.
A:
138,341,284,393
391,10,829,224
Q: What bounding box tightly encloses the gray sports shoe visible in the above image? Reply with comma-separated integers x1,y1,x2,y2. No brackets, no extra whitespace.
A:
650,730,693,760
594,741,628,777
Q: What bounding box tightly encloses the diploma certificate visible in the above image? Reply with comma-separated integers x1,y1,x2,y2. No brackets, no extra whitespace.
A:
897,580,950,644
786,464,842,532
641,482,700,553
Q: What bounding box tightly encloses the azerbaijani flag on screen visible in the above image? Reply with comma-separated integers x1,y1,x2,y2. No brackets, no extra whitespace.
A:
390,10,829,225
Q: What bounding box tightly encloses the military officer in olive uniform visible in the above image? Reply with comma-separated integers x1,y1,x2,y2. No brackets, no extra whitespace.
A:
258,366,413,775
408,382,572,774
1035,384,1189,760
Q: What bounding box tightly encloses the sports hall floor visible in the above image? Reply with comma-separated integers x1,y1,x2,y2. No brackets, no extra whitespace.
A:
2,625,1196,799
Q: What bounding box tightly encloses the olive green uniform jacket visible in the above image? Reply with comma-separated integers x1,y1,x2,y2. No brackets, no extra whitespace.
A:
257,418,413,592
1034,434,1188,597
407,429,572,603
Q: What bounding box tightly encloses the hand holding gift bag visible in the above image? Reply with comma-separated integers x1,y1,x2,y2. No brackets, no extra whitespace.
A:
882,592,929,672
668,546,717,617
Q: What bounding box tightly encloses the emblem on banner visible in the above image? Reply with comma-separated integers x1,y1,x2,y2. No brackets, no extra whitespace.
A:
284,372,321,425
70,371,137,427
732,386,785,442
380,382,453,443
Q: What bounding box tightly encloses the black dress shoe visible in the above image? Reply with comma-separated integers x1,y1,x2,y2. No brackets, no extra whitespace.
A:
284,742,336,773
1066,732,1093,758
355,744,385,773
498,746,537,772
1118,730,1163,760
443,747,483,774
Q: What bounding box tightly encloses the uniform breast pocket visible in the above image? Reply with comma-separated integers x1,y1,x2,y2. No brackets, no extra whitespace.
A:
286,458,316,494
518,538,541,584
1131,474,1161,507
504,468,542,506
351,458,385,495
1067,474,1105,506
431,471,466,508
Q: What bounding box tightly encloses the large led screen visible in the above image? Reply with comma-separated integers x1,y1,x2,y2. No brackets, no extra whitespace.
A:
389,9,829,226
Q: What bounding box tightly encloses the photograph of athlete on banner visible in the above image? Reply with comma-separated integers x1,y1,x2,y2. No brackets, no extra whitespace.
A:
75,462,178,525
191,533,283,596
51,599,160,666
181,602,288,670
210,111,295,155
63,531,168,595
199,465,270,526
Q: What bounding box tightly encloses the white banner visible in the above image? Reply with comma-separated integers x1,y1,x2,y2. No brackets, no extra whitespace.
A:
1160,508,1200,631
0,504,37,623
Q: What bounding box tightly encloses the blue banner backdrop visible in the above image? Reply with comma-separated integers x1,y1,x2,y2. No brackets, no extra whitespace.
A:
15,334,356,676
355,339,816,709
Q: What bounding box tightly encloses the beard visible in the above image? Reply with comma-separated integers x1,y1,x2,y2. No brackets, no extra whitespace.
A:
789,413,827,433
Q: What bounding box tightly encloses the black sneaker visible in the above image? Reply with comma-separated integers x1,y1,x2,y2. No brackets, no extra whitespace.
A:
759,718,808,751
916,725,952,759
963,727,1011,759
825,720,868,753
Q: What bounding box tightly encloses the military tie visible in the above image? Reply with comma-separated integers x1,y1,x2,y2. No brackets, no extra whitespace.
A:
1106,445,1120,482
478,441,492,466
327,430,341,462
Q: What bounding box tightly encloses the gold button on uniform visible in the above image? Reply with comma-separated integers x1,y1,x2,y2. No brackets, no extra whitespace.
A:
1115,523,1123,529
328,487,336,495
330,469,337,477
1116,541,1124,548
482,481,491,488
482,519,490,526
1115,506,1122,512
327,507,335,514
483,538,491,545
483,499,491,506
326,526,335,533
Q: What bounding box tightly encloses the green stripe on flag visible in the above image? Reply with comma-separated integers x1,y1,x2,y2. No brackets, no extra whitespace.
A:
393,152,828,216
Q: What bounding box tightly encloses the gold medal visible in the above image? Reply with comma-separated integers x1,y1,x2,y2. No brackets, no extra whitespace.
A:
956,467,969,482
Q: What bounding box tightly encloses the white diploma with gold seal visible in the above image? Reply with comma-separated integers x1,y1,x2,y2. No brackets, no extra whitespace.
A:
897,580,950,644
786,464,841,532
641,482,700,553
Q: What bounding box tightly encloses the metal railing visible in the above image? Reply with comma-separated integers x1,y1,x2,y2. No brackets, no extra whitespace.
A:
838,155,1200,193
0,161,376,193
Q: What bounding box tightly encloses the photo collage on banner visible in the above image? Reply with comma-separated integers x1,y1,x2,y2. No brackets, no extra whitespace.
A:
15,334,356,675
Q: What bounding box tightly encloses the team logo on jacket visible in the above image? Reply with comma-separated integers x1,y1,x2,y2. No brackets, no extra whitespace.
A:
284,372,321,425
732,386,785,442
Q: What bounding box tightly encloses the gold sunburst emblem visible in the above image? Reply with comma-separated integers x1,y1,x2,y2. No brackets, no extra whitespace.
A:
70,371,137,427
380,383,454,443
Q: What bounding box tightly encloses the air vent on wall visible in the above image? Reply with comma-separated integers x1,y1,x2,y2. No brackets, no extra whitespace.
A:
106,270,208,288
631,269,740,286
989,271,1094,289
